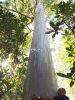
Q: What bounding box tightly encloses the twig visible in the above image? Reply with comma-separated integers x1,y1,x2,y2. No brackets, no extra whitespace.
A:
1,6,34,24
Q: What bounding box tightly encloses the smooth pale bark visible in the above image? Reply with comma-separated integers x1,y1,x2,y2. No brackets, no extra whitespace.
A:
22,1,57,100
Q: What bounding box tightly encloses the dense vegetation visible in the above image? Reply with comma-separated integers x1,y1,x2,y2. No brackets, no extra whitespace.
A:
48,0,75,87
0,0,75,99
0,1,31,99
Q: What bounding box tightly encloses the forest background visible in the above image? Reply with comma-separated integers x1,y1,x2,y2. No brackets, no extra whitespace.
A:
0,0,75,99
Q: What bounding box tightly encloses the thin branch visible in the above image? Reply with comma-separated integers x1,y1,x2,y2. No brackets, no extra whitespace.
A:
14,0,18,12
26,25,32,32
2,6,34,24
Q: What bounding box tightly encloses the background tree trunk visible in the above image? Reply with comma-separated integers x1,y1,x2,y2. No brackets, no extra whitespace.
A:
22,1,57,100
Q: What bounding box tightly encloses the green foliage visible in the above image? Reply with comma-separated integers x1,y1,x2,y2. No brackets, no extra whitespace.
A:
50,21,62,37
57,73,68,78
0,2,31,64
70,80,74,87
46,20,63,37
0,62,28,99
0,1,32,99
47,0,75,87
57,61,75,87
1,0,75,99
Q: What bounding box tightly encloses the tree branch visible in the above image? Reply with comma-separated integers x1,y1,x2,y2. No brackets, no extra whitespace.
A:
2,6,34,24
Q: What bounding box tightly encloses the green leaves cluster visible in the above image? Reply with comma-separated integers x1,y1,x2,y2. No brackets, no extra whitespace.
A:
0,1,31,99
57,61,75,87
47,1,75,87
0,62,28,99
0,4,28,55
0,2,31,66
46,19,63,37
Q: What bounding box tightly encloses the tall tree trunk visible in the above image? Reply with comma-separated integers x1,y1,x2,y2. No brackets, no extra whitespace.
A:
22,0,57,100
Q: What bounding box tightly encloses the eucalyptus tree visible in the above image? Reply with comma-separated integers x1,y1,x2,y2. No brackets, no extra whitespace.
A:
3,0,61,99
22,0,58,100
0,0,69,99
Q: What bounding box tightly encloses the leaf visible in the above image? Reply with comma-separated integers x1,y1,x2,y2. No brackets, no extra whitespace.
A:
56,21,61,26
67,73,72,78
52,33,56,38
49,21,55,28
73,61,75,66
52,31,58,38
68,53,73,57
24,57,29,61
0,2,2,4
70,62,75,75
66,47,71,51
70,80,74,87
45,31,53,34
57,73,67,78
45,31,50,34
55,15,60,18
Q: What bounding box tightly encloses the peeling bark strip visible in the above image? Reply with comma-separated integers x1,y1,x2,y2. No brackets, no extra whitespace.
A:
22,0,57,100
